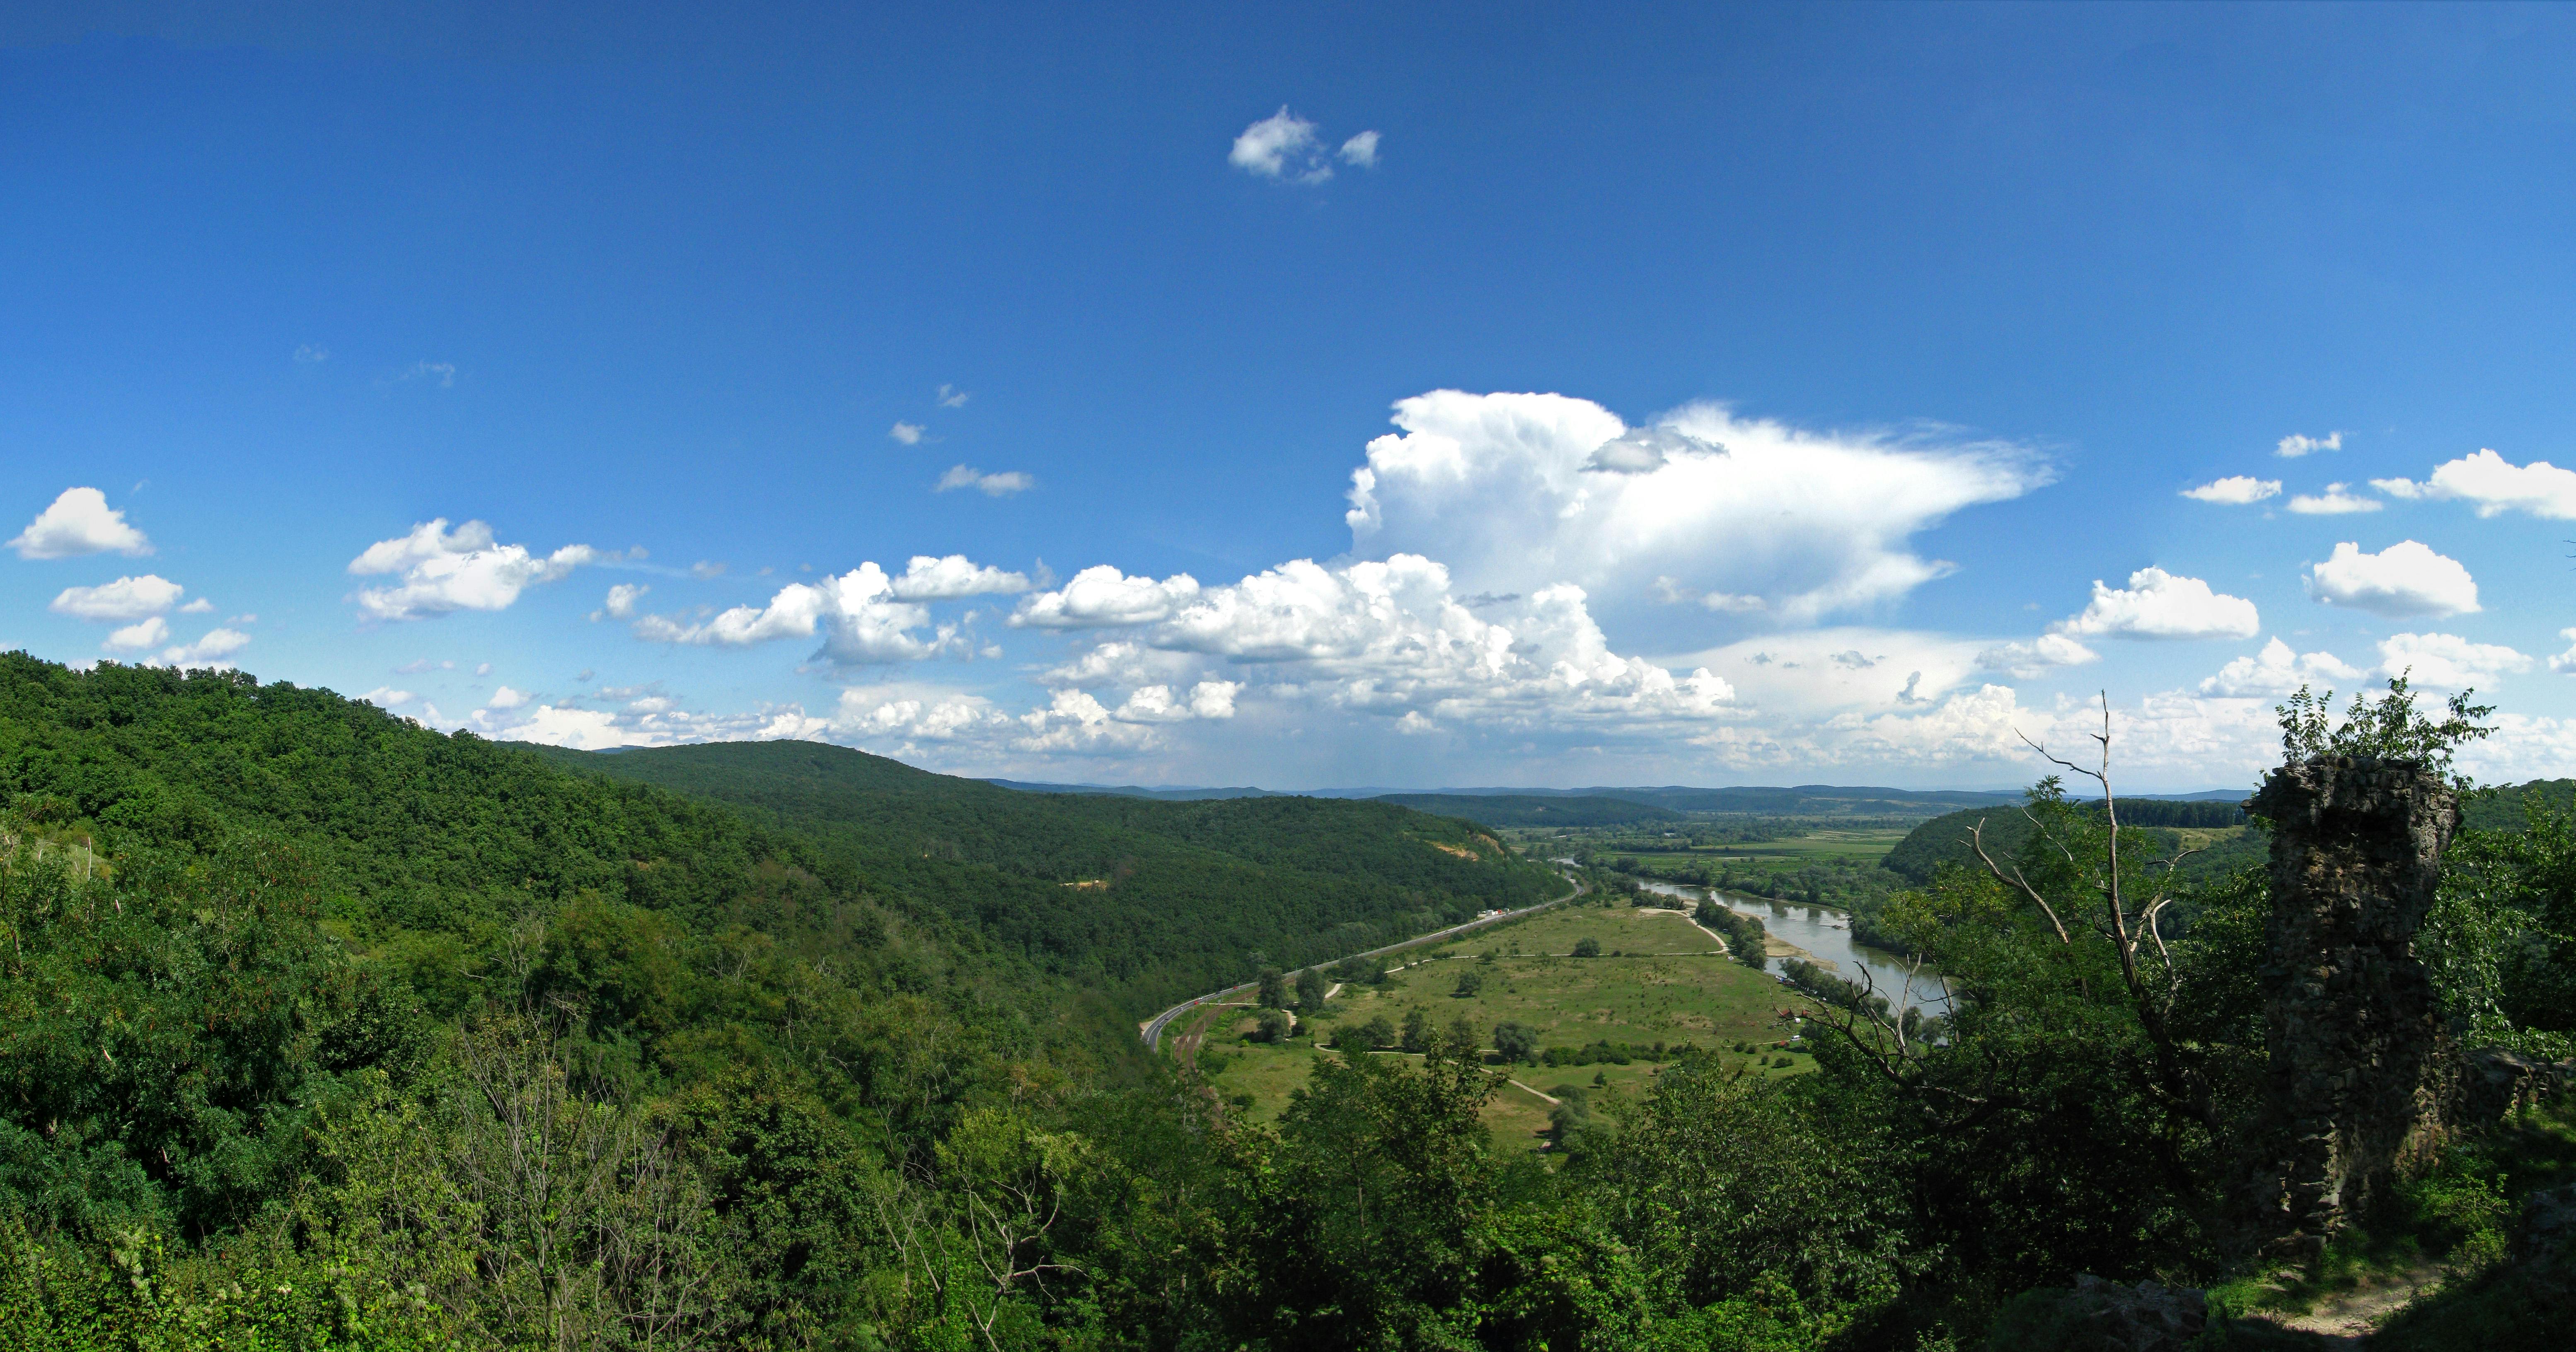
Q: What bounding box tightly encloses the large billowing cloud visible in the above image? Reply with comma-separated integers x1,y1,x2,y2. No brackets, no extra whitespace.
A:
632,563,964,665
10,487,152,559
1021,554,1735,738
2199,638,2363,697
1012,566,1204,629
50,574,184,620
888,554,1031,599
2055,567,2259,640
1342,391,2046,623
2305,540,2479,618
2375,449,2576,519
2375,633,2530,689
347,519,602,620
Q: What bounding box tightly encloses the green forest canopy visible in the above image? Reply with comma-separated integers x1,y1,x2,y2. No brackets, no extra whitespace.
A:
3,654,2572,1350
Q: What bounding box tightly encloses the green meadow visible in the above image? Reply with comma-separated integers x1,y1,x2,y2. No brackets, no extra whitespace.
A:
1175,902,1819,1151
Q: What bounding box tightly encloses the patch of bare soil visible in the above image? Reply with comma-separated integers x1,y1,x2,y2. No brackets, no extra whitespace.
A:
2235,1260,2447,1347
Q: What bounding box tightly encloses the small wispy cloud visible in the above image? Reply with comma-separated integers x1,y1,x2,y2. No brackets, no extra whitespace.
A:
398,361,457,388
294,344,329,363
890,421,925,445
937,384,970,408
1231,107,1376,185
936,465,1035,497
2276,431,2342,459
2181,476,2281,505
2286,483,2382,515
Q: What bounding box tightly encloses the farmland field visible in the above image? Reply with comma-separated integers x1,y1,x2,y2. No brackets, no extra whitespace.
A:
1173,902,1819,1152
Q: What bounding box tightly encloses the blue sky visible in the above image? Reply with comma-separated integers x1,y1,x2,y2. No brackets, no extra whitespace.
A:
9,2,2576,790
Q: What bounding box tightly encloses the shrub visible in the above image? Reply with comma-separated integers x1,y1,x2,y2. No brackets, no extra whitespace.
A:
1573,937,1602,958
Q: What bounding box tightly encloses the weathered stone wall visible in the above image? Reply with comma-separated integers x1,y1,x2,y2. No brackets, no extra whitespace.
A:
2248,755,2458,1243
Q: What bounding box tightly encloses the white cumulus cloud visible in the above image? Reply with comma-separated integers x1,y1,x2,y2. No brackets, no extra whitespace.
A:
598,583,648,619
2305,540,2479,618
888,554,1030,600
10,488,152,559
51,574,184,620
2277,432,2342,458
2372,448,2576,519
2199,637,2363,697
1976,633,2101,678
2181,476,2281,505
1049,554,1736,737
890,422,924,445
347,519,601,621
2551,629,2576,675
103,616,169,651
362,686,416,707
1339,130,1381,167
1342,391,2046,622
488,685,532,709
936,465,1033,497
2286,483,2382,514
1230,106,1332,183
634,563,958,665
2376,633,2530,689
153,627,249,667
2055,567,2259,641
1013,565,1205,629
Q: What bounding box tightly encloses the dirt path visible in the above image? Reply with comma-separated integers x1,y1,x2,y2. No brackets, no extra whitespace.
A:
1505,1078,1561,1106
2236,1260,2447,1347
1647,906,1731,952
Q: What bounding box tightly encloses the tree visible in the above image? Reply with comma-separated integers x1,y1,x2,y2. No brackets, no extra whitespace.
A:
1443,1016,1482,1062
1256,966,1289,1010
1492,1022,1541,1066
1452,968,1487,997
1255,1009,1294,1044
1572,937,1601,958
1296,967,1329,1014
1400,1009,1433,1054
2278,673,2494,789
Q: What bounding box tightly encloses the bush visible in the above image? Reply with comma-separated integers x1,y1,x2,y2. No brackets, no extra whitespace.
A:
1335,1016,1397,1051
1573,937,1602,958
1453,968,1487,997
1493,1021,1541,1065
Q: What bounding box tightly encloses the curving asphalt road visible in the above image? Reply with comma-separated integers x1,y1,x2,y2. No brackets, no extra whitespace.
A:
1141,869,1588,1052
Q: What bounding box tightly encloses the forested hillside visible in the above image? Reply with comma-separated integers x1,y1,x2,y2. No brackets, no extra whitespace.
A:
1371,792,1685,827
538,741,1561,1010
3,657,2571,1350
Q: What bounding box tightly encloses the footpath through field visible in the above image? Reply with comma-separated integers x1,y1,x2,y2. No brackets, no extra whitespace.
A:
1139,869,1589,1051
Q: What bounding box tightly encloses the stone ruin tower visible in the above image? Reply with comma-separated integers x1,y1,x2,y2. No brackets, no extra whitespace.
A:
2248,754,2458,1244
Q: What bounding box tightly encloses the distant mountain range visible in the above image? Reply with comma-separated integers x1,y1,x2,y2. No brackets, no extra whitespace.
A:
988,780,2257,814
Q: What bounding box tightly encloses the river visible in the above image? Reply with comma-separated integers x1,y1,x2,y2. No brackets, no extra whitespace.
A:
1633,879,1947,1015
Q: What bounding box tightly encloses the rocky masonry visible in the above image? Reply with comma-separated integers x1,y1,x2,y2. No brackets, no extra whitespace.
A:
2248,754,2459,1245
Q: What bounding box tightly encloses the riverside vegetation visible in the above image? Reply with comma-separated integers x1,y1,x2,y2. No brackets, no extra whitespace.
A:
1,656,2571,1349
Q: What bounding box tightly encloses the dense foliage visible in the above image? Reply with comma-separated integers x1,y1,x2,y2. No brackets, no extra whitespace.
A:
1374,793,1685,827
2,658,2571,1350
544,741,1560,1011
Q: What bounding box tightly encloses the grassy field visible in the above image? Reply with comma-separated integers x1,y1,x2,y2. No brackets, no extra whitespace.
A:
1176,903,1818,1153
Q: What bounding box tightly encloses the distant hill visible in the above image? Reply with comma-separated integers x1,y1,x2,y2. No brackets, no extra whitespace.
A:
985,779,1293,801
1547,785,2019,816
541,741,1565,1010
1373,793,1686,827
2464,778,2576,833
1883,798,2258,886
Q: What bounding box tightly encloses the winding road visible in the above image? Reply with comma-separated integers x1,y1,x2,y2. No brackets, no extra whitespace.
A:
1141,869,1588,1051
